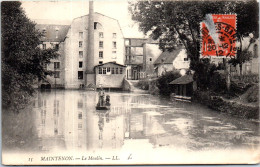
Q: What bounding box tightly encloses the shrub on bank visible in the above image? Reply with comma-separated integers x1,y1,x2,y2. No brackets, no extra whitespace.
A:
136,79,149,90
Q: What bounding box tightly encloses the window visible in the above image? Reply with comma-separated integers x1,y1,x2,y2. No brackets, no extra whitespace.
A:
113,42,117,49
184,58,189,61
42,44,46,49
112,51,117,59
99,41,103,48
99,32,103,38
79,41,83,48
103,67,106,74
99,61,103,65
78,123,82,129
78,100,83,108
78,71,83,79
107,67,110,72
78,112,82,119
54,62,60,69
99,67,102,74
254,44,258,58
79,51,83,58
120,68,123,74
55,29,59,38
55,44,59,50
125,39,130,46
94,22,97,29
79,32,83,38
112,67,115,74
149,58,152,62
79,61,83,68
116,67,119,74
54,71,60,78
99,51,103,58
113,33,116,38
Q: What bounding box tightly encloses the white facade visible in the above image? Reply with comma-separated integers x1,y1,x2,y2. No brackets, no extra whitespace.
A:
156,49,190,77
64,13,125,89
172,49,190,70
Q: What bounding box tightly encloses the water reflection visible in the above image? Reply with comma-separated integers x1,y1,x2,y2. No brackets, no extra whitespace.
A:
27,90,260,153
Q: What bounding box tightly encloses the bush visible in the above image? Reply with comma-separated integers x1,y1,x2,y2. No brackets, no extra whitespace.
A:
209,71,227,93
157,71,181,96
246,85,259,103
193,59,218,90
136,79,149,90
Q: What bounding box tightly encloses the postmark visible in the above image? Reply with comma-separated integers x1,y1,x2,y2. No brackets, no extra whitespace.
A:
201,14,237,58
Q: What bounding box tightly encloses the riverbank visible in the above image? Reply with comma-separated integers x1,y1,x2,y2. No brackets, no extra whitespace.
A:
134,79,259,120
193,90,259,120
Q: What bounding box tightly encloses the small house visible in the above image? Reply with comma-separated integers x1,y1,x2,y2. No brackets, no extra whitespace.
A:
94,62,126,88
169,74,197,101
153,47,190,77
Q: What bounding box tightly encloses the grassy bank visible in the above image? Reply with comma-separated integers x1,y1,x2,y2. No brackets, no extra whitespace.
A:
135,75,259,120
193,85,259,119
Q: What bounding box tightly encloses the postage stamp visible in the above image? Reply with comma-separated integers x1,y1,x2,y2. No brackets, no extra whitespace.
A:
201,14,237,58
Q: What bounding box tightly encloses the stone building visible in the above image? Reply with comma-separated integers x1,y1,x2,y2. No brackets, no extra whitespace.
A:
36,3,125,89
153,47,190,77
64,12,125,89
36,24,70,88
124,38,161,80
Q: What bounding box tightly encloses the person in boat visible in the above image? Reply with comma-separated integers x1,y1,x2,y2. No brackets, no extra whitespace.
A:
105,95,110,106
98,88,105,106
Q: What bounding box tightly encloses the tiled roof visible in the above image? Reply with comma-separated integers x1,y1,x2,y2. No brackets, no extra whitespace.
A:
94,62,127,68
170,75,194,85
35,24,70,42
153,48,182,65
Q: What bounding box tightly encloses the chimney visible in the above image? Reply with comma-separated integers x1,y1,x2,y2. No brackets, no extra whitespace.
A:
87,0,94,73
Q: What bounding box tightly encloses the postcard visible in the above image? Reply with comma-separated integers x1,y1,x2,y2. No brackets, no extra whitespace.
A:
1,0,259,165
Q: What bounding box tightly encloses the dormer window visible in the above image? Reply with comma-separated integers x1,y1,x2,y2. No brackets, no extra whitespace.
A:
55,27,59,38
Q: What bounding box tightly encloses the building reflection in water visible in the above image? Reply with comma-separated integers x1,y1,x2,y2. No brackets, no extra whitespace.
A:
33,90,259,153
35,91,140,153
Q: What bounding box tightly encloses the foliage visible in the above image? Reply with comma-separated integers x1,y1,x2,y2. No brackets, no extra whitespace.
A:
1,1,59,111
193,59,219,90
129,0,258,86
233,73,259,84
229,49,254,75
136,79,149,90
157,71,181,96
209,71,227,93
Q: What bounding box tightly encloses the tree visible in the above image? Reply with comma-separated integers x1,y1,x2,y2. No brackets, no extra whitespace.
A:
157,71,181,96
129,0,258,89
1,1,59,111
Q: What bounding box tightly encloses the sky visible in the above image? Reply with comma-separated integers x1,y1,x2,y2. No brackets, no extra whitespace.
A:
21,0,146,38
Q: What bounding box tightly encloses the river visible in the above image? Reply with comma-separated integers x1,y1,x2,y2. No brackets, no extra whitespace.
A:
2,90,260,165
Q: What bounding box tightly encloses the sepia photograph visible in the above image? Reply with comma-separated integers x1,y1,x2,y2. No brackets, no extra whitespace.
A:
1,0,259,165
